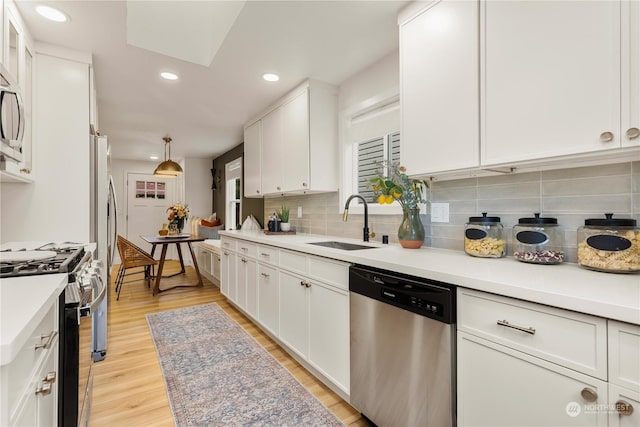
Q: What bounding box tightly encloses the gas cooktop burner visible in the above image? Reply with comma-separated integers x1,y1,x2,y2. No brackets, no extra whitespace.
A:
0,247,86,278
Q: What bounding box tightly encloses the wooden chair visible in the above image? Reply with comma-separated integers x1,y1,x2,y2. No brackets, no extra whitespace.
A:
115,235,157,300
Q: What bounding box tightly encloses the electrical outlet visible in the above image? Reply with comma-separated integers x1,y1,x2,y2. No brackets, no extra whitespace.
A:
431,202,450,223
297,206,303,218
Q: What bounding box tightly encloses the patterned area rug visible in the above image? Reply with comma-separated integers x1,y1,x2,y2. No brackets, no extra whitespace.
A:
147,303,344,426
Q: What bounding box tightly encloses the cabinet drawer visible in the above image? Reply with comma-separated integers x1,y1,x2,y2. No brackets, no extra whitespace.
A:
237,241,258,258
458,288,607,379
279,249,307,275
257,245,279,266
220,237,237,252
3,301,58,415
308,256,349,291
609,321,640,392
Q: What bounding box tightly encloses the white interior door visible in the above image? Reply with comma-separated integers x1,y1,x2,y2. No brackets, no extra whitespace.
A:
126,173,176,257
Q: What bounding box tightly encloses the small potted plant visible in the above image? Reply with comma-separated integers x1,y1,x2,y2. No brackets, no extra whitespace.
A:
276,205,291,232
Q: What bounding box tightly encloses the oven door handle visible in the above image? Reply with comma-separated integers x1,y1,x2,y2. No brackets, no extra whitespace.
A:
80,273,106,317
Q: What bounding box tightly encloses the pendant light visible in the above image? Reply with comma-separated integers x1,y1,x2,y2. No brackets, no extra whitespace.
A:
153,136,183,177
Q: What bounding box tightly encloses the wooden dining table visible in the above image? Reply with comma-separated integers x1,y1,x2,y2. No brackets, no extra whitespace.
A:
140,234,206,295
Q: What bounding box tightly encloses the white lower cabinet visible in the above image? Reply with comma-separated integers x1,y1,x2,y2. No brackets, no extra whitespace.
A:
608,321,640,427
196,244,221,284
608,383,640,427
0,294,59,426
257,264,279,336
458,331,608,427
219,248,237,301
219,235,350,396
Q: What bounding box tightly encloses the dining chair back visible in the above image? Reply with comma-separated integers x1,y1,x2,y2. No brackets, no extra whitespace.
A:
115,235,157,300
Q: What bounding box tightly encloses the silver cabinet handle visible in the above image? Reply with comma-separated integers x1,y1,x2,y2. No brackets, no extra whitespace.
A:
627,127,640,140
256,189,260,194
35,331,58,350
600,131,614,142
35,382,52,396
261,272,270,278
241,257,247,263
223,251,229,256
300,280,306,287
305,282,311,288
42,371,56,384
615,400,634,416
497,320,535,335
240,247,248,252
581,387,598,402
20,168,31,174
260,252,270,257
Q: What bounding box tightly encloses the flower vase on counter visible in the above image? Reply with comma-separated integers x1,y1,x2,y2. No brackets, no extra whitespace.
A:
370,162,428,249
398,208,425,249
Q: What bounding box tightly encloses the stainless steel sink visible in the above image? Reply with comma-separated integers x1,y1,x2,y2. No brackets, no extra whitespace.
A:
307,241,377,251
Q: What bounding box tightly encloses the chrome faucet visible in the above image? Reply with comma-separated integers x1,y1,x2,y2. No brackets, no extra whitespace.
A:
343,194,374,242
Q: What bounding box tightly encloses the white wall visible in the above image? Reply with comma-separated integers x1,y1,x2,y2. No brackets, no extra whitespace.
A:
1,51,91,243
184,157,214,219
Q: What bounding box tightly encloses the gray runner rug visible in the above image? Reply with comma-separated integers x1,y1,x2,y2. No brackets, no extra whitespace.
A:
147,303,344,426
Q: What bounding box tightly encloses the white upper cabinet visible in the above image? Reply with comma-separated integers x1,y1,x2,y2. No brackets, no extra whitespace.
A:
622,0,640,148
261,107,283,194
243,120,262,197
399,0,479,176
481,0,622,165
245,80,338,196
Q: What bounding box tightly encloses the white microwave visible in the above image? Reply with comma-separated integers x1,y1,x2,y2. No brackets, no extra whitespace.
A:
0,63,24,163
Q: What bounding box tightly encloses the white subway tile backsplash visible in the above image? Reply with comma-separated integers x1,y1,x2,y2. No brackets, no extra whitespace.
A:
263,161,638,259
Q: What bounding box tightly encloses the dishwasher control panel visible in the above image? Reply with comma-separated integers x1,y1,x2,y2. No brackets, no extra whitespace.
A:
381,288,444,317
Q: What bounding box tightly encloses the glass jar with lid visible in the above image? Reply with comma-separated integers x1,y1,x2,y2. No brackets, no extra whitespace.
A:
464,213,505,258
577,213,639,273
513,213,565,264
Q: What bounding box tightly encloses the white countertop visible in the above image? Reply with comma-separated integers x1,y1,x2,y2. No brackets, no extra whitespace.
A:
220,230,640,325
0,274,67,365
200,239,221,252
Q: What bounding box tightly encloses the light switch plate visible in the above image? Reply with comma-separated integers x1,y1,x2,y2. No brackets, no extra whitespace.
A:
297,206,303,218
431,202,450,223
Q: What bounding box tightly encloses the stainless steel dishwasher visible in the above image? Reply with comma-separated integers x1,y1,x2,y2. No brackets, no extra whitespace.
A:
349,264,456,427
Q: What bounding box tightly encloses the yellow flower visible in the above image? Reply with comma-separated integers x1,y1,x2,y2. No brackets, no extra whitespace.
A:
393,191,402,199
385,195,394,204
378,194,386,205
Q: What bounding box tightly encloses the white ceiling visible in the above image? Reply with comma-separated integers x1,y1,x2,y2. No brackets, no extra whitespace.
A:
16,0,407,162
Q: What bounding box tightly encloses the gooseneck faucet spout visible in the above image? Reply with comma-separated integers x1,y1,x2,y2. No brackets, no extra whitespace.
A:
343,194,370,242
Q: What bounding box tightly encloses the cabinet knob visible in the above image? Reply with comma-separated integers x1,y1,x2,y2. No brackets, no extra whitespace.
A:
627,127,640,140
305,282,311,288
261,272,270,278
19,168,31,174
260,252,270,257
300,280,306,287
600,131,614,142
615,400,634,416
223,251,229,256
277,186,281,191
256,189,260,194
241,257,247,263
302,182,308,187
580,387,598,402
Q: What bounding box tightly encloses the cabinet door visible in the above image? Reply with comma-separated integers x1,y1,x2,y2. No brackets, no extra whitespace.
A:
482,0,621,165
257,264,279,336
244,120,262,197
400,0,479,175
458,332,608,427
608,383,640,427
282,89,310,192
278,270,308,359
308,281,349,393
220,250,236,300
212,252,221,281
261,108,283,194
35,345,58,426
243,258,258,319
622,0,640,147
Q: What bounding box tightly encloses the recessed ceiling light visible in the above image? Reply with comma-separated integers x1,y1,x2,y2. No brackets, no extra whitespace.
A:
150,155,159,160
160,72,178,81
262,73,279,82
35,5,68,22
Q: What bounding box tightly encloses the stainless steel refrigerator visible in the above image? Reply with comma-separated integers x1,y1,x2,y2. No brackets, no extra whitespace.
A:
89,132,118,361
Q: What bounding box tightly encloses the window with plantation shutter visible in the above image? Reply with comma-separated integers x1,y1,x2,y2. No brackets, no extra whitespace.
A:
356,133,401,203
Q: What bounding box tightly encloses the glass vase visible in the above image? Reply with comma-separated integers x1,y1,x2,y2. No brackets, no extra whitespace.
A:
176,217,185,234
398,208,425,249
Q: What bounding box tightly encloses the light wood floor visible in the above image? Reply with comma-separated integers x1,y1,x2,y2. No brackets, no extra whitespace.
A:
87,261,366,426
